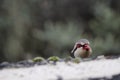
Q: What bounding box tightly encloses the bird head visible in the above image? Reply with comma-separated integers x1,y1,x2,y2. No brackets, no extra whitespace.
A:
71,39,92,58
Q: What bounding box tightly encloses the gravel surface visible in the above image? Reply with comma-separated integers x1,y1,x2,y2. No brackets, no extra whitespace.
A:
0,57,120,80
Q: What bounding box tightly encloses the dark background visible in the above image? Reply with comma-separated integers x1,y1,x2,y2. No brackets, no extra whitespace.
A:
0,0,120,62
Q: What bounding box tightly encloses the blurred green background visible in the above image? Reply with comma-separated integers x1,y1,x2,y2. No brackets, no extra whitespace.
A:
0,0,120,62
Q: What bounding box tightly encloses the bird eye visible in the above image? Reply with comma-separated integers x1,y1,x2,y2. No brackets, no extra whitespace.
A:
76,44,81,48
82,45,85,47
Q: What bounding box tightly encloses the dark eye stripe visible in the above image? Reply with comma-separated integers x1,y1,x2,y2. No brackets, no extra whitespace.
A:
77,44,88,48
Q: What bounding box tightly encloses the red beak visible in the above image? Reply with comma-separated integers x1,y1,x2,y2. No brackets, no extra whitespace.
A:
83,45,90,51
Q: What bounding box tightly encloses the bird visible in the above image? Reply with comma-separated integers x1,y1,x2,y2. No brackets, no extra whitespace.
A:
71,39,92,58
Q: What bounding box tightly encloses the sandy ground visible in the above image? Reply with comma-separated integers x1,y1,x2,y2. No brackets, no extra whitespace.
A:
0,57,120,80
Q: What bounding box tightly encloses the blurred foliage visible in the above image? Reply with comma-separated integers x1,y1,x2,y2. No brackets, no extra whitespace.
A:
47,56,60,62
33,21,83,57
33,57,45,62
0,0,120,62
73,58,80,63
90,3,120,57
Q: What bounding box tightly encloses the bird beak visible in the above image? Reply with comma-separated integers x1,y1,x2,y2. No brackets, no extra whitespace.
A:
83,45,90,51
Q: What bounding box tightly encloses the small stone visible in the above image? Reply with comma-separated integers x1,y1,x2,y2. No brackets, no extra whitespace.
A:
16,60,34,67
35,60,48,65
96,55,105,60
0,62,10,69
57,75,63,80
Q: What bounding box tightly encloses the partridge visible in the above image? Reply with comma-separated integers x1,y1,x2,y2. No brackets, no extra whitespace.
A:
71,39,92,58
